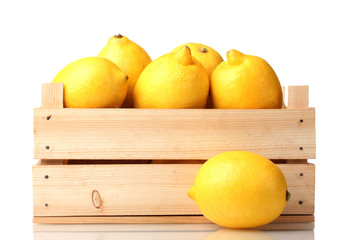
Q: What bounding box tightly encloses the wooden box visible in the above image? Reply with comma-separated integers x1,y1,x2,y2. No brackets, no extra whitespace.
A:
32,83,315,229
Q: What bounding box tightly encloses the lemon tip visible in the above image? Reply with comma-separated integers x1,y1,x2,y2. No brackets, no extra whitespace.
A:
188,186,195,200
173,45,193,65
226,49,245,65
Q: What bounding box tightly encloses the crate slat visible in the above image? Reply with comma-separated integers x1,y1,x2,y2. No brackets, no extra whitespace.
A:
33,214,314,225
34,108,315,160
33,163,314,217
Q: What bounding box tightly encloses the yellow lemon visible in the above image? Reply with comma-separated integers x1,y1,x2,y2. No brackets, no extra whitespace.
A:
211,50,282,109
172,43,223,78
98,34,152,107
188,151,290,229
133,46,209,108
52,57,127,108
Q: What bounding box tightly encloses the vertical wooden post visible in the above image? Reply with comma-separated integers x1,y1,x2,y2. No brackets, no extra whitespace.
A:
41,83,64,108
286,85,310,164
40,83,67,164
287,86,309,109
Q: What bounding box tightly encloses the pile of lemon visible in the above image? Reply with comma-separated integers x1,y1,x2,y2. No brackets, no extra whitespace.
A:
53,34,283,109
52,35,289,229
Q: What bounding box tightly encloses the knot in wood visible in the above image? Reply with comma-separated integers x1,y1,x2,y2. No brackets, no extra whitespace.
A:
92,190,102,209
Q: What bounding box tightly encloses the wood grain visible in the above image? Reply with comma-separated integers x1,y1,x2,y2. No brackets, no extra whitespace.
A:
33,163,314,217
33,108,316,160
32,214,314,225
33,84,316,227
41,83,63,108
33,222,222,231
33,219,314,232
40,83,66,165
288,86,309,109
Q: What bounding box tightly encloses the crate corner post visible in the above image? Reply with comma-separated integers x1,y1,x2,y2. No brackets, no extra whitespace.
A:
41,82,64,109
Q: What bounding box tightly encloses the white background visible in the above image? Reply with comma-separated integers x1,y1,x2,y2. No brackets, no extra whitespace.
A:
1,0,347,239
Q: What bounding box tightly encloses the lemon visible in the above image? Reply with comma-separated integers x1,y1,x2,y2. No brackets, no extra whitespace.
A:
188,151,290,229
133,46,209,108
52,57,128,108
172,43,223,78
211,50,282,109
98,34,152,107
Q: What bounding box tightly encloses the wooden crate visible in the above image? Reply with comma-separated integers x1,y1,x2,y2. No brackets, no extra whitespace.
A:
32,83,315,229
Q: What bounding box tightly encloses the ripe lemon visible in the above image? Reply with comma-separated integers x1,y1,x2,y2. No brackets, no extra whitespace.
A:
52,57,128,108
211,50,282,109
98,34,152,107
133,46,209,108
172,43,223,78
188,151,290,229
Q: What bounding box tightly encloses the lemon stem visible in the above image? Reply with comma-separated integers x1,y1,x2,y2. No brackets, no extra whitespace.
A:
114,34,123,38
200,47,208,53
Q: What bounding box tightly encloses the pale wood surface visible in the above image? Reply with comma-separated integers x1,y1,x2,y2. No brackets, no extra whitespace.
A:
33,163,314,217
288,86,309,109
33,221,314,232
34,108,315,160
40,83,66,165
41,83,63,108
33,223,222,231
33,214,314,225
282,86,286,101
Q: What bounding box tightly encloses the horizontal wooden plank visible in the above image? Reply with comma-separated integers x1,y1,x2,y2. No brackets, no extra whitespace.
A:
34,108,316,160
33,222,222,231
33,214,314,225
33,164,314,217
33,215,211,224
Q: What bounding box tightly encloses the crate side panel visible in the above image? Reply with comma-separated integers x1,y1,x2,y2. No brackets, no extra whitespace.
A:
33,215,314,225
33,164,314,216
34,108,315,160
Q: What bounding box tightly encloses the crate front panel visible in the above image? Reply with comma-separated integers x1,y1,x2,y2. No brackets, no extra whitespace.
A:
33,163,315,217
34,108,315,160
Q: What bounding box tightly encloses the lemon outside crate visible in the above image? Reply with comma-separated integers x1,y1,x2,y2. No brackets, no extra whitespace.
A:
32,83,316,230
